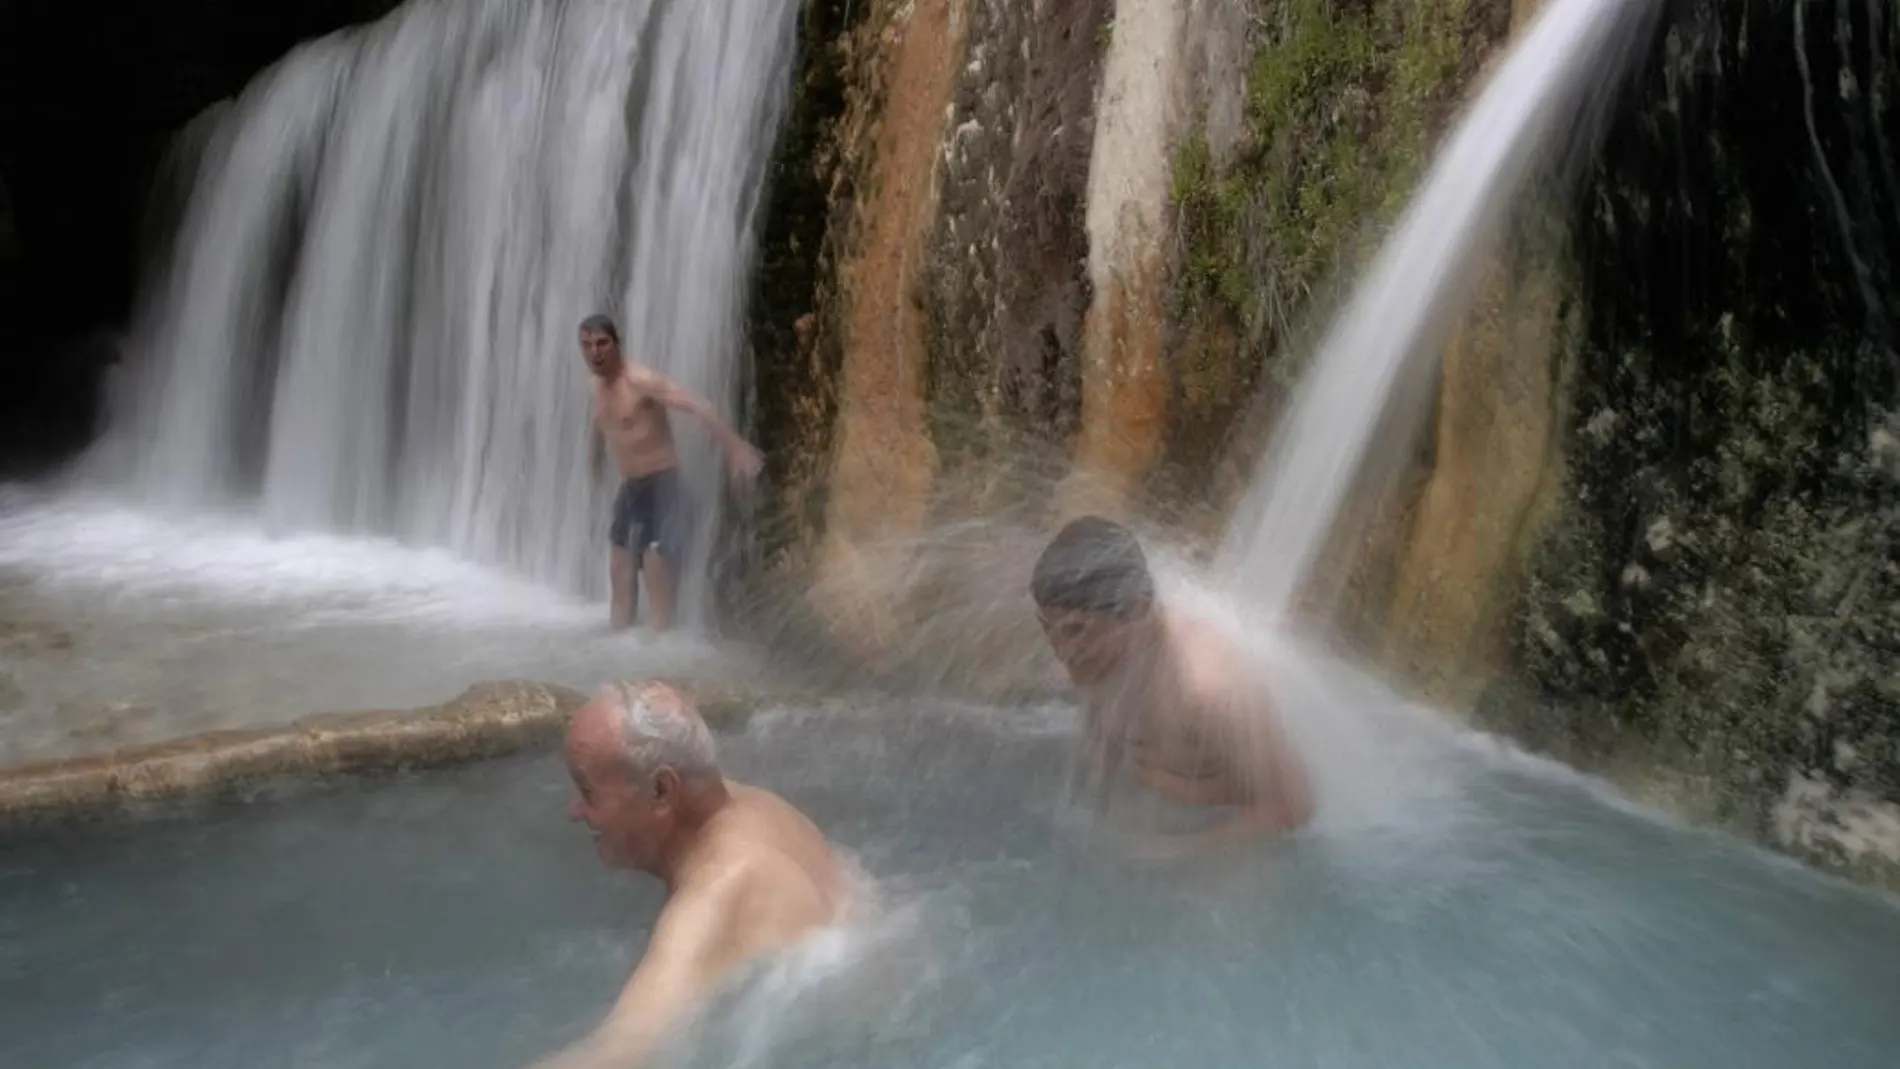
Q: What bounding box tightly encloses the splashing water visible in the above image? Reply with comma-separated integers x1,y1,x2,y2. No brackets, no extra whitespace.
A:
8,704,1900,1069
84,0,798,624
1216,0,1661,618
1107,0,1668,836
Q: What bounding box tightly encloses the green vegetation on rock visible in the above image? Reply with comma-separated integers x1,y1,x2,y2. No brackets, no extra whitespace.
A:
1507,0,1900,872
1158,0,1508,501
1160,0,1898,883
1172,0,1499,373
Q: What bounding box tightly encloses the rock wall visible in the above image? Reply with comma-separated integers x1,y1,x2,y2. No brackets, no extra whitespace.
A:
925,0,1111,502
1065,0,1191,512
1486,0,1900,882
1166,0,1512,513
747,0,1118,694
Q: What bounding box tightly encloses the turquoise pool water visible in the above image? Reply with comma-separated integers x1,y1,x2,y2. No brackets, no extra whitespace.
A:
5,698,1899,1069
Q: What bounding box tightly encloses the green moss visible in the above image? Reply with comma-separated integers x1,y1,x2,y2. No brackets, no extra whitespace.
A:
1171,131,1245,313
1519,361,1900,827
1160,0,1502,492
1177,0,1479,327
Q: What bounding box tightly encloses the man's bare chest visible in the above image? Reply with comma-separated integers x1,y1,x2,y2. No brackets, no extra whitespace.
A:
596,384,661,431
1093,686,1223,778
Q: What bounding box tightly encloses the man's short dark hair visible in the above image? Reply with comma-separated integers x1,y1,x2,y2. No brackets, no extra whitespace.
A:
1030,515,1154,618
579,313,619,342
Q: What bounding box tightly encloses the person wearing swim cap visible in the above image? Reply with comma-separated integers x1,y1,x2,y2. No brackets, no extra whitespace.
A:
580,313,763,632
1030,516,1314,855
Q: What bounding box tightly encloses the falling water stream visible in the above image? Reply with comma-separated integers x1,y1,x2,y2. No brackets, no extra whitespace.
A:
86,0,798,621
1162,0,1674,887
1215,0,1660,617
1,0,802,765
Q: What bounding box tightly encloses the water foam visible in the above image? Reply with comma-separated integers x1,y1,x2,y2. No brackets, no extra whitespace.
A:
1151,560,1475,837
659,864,961,1069
0,492,596,627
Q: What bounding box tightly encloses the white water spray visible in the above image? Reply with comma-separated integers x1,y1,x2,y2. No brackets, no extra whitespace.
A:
1216,0,1660,617
1157,0,1666,836
89,0,798,622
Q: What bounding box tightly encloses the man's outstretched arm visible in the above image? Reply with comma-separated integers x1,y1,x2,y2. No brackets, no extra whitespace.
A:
652,377,758,462
525,883,736,1069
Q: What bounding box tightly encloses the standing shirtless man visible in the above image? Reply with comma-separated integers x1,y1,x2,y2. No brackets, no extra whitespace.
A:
527,681,849,1069
1030,516,1314,855
581,314,763,631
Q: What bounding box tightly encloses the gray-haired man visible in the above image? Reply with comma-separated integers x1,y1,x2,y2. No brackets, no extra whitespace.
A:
527,681,847,1069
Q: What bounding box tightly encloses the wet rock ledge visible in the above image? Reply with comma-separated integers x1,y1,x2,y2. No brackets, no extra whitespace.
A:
0,678,762,834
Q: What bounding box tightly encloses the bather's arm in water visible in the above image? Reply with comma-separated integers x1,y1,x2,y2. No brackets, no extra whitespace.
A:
526,875,743,1069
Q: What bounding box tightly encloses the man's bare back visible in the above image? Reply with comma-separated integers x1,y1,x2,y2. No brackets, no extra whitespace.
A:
660,782,849,970
530,684,845,1069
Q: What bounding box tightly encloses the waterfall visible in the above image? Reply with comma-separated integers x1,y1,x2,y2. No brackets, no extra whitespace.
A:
1214,0,1660,618
1166,0,1665,833
90,0,799,622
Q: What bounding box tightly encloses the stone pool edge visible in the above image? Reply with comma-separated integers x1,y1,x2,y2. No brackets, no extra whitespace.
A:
0,677,763,833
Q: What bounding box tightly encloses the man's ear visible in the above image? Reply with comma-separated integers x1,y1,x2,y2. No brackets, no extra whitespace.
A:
652,766,682,805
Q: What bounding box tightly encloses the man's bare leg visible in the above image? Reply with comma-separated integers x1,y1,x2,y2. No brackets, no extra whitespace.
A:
641,546,675,632
610,547,638,629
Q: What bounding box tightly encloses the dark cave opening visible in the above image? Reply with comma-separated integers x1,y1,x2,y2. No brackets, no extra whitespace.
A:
0,0,399,476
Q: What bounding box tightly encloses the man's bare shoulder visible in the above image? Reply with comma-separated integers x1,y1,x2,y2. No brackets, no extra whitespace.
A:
620,363,672,395
642,847,789,983
634,863,746,994
706,784,843,927
727,780,828,837
1168,612,1259,708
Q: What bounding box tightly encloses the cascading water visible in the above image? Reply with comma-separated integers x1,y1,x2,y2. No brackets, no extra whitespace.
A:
87,0,798,622
1117,0,1668,836
1214,0,1661,619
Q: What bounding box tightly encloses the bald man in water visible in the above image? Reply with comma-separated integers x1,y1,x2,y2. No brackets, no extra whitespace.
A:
527,681,847,1069
1031,516,1314,854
